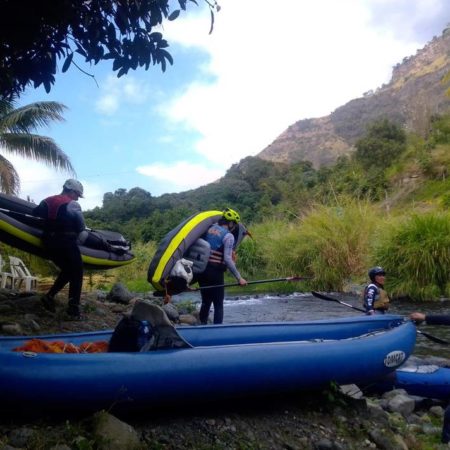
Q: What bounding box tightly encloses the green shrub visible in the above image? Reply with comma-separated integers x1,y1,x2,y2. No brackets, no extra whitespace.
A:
375,213,450,300
259,199,379,291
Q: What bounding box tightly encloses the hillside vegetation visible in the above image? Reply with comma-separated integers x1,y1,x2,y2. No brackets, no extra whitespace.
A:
69,114,449,300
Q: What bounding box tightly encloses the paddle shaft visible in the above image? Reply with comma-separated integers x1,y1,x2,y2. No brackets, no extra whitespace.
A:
0,207,43,221
311,291,450,345
193,276,310,291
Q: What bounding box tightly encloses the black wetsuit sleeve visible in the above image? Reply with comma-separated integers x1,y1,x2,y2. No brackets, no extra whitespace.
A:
425,315,450,326
32,201,47,218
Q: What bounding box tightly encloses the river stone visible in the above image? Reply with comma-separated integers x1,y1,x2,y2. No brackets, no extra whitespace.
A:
8,427,36,447
162,303,179,321
91,411,141,450
2,323,23,335
106,283,134,304
179,313,197,325
386,393,415,417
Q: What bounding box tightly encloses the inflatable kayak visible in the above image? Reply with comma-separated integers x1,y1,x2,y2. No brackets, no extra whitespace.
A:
148,210,248,293
373,356,450,400
0,314,415,413
0,193,134,270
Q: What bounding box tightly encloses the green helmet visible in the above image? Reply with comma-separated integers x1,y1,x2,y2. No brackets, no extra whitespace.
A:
222,207,240,223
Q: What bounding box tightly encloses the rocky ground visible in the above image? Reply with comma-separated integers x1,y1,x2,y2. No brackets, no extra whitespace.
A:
0,285,449,450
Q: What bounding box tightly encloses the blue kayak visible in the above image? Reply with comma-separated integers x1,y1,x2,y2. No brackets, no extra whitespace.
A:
0,315,416,413
374,358,450,400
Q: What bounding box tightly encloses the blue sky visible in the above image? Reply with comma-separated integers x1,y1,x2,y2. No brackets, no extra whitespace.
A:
9,0,450,210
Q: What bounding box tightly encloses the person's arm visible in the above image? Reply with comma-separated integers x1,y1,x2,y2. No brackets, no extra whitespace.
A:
364,285,377,315
67,201,86,233
32,201,47,218
222,233,246,284
411,313,450,326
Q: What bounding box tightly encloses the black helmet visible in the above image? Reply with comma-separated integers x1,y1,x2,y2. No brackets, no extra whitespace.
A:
368,266,386,282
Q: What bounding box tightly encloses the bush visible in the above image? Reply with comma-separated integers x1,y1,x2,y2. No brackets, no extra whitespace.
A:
375,213,450,300
258,199,379,291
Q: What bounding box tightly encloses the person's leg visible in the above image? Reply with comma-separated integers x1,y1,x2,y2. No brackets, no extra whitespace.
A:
198,266,224,324
65,242,84,316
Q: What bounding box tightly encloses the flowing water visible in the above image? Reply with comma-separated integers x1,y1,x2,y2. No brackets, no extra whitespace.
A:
176,291,450,360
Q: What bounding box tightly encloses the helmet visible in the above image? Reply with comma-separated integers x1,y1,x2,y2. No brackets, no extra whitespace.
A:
368,266,386,282
222,207,240,223
63,179,84,197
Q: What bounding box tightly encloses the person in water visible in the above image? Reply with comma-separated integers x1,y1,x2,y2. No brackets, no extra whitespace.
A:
410,312,450,443
33,179,86,319
363,266,390,314
197,208,247,324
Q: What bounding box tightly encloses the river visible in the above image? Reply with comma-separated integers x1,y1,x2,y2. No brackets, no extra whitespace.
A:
176,291,450,360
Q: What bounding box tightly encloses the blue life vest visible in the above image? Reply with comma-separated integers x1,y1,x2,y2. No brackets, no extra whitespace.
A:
204,224,228,265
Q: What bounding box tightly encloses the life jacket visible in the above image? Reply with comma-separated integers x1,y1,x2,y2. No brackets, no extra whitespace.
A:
204,223,229,266
42,194,79,233
363,283,390,311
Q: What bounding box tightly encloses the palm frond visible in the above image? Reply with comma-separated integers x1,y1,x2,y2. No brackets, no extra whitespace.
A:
0,155,20,194
0,133,75,174
0,101,66,134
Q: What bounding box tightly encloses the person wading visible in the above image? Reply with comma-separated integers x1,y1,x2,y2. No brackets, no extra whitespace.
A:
33,179,86,320
197,208,247,324
363,266,390,315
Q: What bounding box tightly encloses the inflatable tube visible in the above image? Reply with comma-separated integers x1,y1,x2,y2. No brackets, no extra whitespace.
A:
148,211,248,292
0,194,134,270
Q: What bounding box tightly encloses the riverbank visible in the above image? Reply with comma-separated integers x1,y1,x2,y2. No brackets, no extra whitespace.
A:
1,286,449,449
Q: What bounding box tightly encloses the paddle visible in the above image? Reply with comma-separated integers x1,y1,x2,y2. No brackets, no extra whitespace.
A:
193,276,311,291
153,276,310,297
311,291,450,345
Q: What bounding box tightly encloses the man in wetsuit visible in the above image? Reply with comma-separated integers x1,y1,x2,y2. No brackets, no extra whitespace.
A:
197,208,247,324
363,266,390,315
33,179,86,319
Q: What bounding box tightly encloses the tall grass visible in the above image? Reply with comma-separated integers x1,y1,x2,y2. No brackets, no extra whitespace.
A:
257,199,379,291
375,213,450,300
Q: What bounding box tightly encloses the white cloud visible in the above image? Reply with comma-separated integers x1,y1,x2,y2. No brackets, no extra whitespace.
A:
6,154,103,211
136,161,224,192
160,0,449,168
95,75,151,116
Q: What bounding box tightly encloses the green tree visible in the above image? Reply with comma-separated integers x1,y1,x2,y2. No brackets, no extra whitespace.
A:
0,0,219,99
0,97,74,194
354,119,407,170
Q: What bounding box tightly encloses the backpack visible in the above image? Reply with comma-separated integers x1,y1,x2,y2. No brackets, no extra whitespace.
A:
108,315,152,352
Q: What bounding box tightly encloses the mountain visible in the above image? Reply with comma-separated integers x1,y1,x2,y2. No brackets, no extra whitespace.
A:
258,29,450,167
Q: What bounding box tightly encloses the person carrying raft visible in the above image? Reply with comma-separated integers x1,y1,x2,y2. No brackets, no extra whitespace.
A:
363,266,390,315
33,179,86,320
197,208,247,324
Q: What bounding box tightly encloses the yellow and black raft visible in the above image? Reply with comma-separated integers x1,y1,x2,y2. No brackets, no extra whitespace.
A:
0,193,134,270
148,210,248,295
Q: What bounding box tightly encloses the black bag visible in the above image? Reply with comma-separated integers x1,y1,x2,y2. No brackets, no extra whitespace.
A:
108,315,152,352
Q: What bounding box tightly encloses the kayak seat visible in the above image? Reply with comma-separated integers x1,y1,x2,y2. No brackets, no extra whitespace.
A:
131,300,192,350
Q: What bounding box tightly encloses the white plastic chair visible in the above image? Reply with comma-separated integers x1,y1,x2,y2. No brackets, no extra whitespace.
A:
0,254,14,289
8,256,38,291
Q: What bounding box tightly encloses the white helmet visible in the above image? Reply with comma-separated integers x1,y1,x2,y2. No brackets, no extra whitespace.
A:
63,179,84,197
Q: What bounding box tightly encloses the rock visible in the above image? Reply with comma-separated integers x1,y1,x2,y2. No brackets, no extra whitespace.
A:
2,323,23,335
162,303,179,322
339,384,363,399
92,411,141,450
49,445,72,450
385,393,415,417
106,283,134,304
8,427,36,448
430,405,445,417
369,429,408,450
179,314,197,325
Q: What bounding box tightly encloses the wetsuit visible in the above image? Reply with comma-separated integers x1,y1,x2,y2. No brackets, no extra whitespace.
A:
197,223,242,324
33,194,85,315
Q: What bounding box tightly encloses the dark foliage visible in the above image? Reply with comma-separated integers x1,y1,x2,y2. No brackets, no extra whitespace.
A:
354,118,407,170
0,0,218,99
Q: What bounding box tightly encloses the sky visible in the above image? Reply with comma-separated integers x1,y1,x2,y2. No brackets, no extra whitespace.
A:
7,0,450,210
